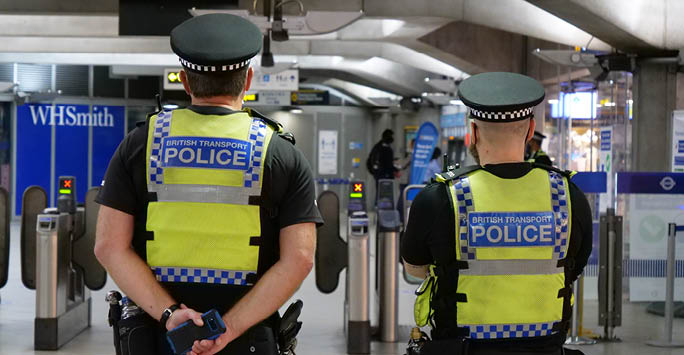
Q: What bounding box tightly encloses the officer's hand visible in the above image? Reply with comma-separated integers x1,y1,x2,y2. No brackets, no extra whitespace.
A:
189,319,238,355
165,304,204,331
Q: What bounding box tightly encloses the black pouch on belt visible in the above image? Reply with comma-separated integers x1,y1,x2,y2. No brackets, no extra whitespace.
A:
419,338,469,355
221,324,278,355
118,313,159,355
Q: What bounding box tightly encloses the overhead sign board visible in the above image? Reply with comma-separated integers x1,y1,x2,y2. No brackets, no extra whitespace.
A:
291,90,329,105
164,68,184,91
250,69,299,91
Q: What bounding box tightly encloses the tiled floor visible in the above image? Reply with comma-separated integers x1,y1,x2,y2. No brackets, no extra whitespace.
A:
1,221,683,354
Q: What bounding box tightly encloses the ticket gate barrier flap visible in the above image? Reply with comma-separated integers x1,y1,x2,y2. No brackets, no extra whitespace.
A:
315,191,348,294
21,185,48,290
72,187,107,290
0,187,9,289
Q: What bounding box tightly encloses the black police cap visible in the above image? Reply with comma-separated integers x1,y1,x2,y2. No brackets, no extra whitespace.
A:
170,14,263,73
532,131,547,141
458,72,545,122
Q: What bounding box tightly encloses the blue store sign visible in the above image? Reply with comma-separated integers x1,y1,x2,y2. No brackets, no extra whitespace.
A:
409,122,439,185
15,103,125,215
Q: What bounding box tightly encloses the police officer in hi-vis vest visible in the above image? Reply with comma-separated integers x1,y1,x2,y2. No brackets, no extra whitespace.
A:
526,131,553,166
95,14,321,355
401,72,592,355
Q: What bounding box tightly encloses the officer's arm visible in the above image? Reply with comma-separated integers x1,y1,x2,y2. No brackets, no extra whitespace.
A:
191,222,316,354
403,261,429,279
94,206,188,324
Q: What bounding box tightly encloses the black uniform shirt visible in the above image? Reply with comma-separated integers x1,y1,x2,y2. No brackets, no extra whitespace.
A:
96,105,323,315
401,163,592,350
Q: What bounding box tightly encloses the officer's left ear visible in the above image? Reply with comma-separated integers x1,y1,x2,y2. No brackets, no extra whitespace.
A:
179,70,192,97
244,67,254,93
525,117,536,143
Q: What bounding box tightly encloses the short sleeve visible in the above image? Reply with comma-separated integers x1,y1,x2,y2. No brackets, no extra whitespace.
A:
270,137,323,228
401,183,451,265
95,128,144,215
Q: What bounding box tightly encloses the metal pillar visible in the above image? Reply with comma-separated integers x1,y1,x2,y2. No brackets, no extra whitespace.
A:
599,208,622,341
347,211,370,354
565,276,597,345
646,224,684,348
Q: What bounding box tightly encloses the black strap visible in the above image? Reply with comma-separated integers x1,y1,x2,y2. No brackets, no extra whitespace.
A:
437,164,482,182
243,107,284,133
531,162,573,178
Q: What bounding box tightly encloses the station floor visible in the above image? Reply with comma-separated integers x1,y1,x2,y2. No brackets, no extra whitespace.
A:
1,221,684,355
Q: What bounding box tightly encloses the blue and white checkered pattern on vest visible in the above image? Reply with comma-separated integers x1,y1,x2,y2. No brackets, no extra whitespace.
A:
243,118,267,188
548,171,570,259
154,266,253,286
464,321,556,339
454,177,476,260
149,110,173,185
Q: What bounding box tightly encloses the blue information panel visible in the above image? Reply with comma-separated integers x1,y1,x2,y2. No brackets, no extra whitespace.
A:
55,104,89,203
571,172,607,193
92,105,125,187
16,104,52,215
616,172,684,194
15,103,126,215
409,122,439,185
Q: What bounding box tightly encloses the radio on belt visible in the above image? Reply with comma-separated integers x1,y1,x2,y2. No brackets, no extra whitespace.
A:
57,176,76,214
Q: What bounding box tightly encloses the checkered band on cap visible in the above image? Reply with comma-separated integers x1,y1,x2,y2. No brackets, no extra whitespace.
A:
469,106,534,121
179,57,251,72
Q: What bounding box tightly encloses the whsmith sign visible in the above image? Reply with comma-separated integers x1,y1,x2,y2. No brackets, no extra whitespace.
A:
15,103,125,215
28,104,116,127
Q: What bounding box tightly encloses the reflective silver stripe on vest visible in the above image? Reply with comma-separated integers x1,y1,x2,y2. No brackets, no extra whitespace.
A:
548,171,570,259
153,266,256,286
147,183,261,205
453,177,476,260
149,110,173,185
460,259,563,276
463,321,559,339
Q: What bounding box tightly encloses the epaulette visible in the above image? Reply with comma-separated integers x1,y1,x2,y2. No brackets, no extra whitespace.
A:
435,165,482,183
531,162,574,178
279,132,296,145
243,107,284,133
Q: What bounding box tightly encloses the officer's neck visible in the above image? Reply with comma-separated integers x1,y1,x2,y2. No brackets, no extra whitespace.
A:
477,144,525,166
191,95,243,111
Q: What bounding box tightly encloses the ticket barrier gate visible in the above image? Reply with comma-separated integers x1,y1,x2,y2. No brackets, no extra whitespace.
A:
20,177,107,350
375,179,401,343
315,181,371,354
0,188,10,301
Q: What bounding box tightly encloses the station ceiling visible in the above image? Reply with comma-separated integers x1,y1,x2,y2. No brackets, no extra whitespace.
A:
0,0,681,105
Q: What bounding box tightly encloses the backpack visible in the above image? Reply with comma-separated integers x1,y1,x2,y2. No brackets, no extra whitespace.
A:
366,143,381,175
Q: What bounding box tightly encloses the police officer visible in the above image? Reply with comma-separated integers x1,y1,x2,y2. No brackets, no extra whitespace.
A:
401,72,592,355
526,131,553,166
94,14,322,355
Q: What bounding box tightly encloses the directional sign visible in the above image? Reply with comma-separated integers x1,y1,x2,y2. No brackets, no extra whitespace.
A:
617,172,684,194
163,68,184,90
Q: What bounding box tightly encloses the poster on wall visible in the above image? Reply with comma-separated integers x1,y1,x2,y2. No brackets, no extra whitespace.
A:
409,122,439,185
628,193,684,301
318,130,338,175
673,111,684,172
15,103,125,215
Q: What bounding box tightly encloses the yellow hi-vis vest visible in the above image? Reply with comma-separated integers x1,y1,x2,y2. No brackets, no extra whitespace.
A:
418,166,572,340
145,108,279,286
